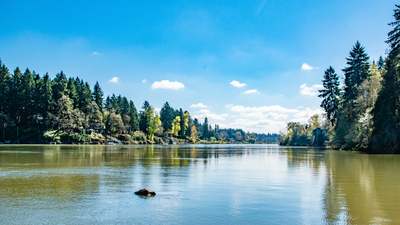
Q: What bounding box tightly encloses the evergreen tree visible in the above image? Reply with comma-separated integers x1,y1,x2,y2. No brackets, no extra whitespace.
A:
386,4,400,51
121,97,129,115
178,108,185,138
67,78,79,108
10,67,24,124
160,102,174,132
342,41,370,103
20,68,36,124
92,81,104,112
128,100,139,132
371,5,400,153
52,71,68,103
377,55,385,71
78,82,92,114
0,61,11,115
202,117,209,139
318,66,341,125
104,96,112,111
139,101,151,134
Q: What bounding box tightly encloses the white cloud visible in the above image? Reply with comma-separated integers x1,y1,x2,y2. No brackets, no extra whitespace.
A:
244,89,259,94
240,112,289,120
151,80,185,90
108,77,120,83
93,52,102,55
226,104,299,113
142,79,147,83
299,83,323,96
293,108,324,123
230,80,247,88
193,109,229,121
301,63,317,70
190,103,209,108
219,118,287,134
154,108,161,114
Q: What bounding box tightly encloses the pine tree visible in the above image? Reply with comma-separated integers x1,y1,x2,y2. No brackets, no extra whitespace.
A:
202,117,209,139
104,96,112,111
342,41,370,103
92,81,104,112
318,66,341,125
78,82,92,114
21,68,35,124
178,108,185,138
377,56,385,71
121,97,129,115
39,73,53,124
53,71,68,104
0,61,11,115
128,100,139,132
10,67,24,124
160,102,174,132
139,101,151,134
67,78,79,108
370,5,400,153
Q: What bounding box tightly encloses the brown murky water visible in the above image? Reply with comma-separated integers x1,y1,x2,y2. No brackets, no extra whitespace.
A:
0,144,399,224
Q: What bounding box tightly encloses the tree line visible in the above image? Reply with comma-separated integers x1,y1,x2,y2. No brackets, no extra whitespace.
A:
0,63,278,143
282,5,400,153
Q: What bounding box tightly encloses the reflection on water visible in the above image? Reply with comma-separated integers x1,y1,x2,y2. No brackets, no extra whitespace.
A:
0,145,399,224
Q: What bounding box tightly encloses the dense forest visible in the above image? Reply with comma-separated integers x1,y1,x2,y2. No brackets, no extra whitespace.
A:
0,64,279,144
281,5,400,153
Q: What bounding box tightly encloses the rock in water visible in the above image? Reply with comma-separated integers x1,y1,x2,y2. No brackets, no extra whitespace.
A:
135,188,156,196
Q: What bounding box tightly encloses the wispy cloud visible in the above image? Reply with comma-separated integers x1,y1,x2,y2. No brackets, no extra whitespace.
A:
301,63,317,70
255,0,267,16
244,89,259,94
142,79,147,83
92,52,102,55
151,80,185,90
299,83,323,96
230,80,247,88
190,103,209,108
108,77,120,83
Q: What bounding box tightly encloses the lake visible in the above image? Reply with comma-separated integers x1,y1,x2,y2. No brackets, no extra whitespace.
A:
0,144,399,224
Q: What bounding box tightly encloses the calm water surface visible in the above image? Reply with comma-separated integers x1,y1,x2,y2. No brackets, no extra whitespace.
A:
0,144,399,224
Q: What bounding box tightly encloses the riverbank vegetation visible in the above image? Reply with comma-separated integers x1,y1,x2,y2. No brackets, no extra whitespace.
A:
0,63,279,144
281,5,400,153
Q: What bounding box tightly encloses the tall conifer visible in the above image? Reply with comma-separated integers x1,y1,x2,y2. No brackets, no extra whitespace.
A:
318,66,341,125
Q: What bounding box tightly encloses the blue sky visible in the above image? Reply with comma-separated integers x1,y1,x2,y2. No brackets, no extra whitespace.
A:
0,0,397,133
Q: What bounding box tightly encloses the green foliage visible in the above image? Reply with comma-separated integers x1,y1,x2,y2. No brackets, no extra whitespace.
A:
92,81,103,111
342,41,370,106
319,66,341,125
202,117,209,139
171,116,181,137
280,115,322,146
178,108,185,138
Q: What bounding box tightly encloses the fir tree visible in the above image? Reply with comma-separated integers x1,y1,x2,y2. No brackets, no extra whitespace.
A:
67,78,79,108
377,56,385,71
128,100,139,132
202,117,209,139
370,5,400,153
341,41,370,125
178,108,185,138
318,66,341,125
104,96,112,111
160,102,174,132
92,81,104,111
0,62,11,115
